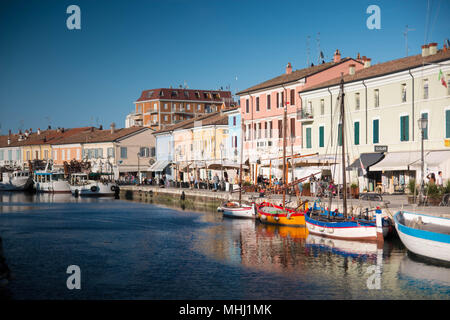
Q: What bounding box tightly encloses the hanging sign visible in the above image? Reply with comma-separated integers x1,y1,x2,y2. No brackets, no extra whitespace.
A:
374,145,388,152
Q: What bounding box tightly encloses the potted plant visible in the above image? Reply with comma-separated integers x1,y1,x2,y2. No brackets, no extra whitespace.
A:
407,178,417,204
425,183,441,206
350,183,359,199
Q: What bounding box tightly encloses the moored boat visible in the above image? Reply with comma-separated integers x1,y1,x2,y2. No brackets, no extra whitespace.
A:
394,211,450,263
218,201,256,219
257,202,306,227
34,170,71,193
0,170,33,191
69,172,118,197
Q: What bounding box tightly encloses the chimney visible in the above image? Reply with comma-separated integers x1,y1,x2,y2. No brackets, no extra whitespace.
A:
110,122,116,134
364,58,371,68
61,127,65,133
349,64,356,75
429,42,437,55
286,62,292,74
421,44,429,57
48,125,51,130
37,128,41,135
99,124,103,130
333,49,341,63
7,130,11,145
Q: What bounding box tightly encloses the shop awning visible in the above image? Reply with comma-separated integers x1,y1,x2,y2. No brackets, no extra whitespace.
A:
408,150,450,171
370,152,421,172
147,160,171,172
347,153,385,172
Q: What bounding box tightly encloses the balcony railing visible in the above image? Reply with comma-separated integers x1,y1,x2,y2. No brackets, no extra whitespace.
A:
296,109,314,121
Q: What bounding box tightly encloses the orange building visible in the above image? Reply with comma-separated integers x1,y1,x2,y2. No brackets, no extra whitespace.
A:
126,88,234,130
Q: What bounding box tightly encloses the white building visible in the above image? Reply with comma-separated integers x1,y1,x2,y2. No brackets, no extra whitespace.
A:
298,42,450,193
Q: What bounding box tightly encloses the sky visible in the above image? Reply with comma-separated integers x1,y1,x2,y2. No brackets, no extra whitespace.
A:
0,0,449,133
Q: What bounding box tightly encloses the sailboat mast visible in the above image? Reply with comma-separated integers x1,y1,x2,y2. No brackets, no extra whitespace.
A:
339,75,348,218
282,99,288,209
239,122,244,206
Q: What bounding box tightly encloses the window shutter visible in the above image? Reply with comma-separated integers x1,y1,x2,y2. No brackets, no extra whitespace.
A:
354,122,360,145
338,124,342,146
306,128,312,148
319,126,324,148
373,120,379,143
446,110,450,138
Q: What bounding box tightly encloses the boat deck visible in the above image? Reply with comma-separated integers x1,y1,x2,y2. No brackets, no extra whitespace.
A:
405,220,450,235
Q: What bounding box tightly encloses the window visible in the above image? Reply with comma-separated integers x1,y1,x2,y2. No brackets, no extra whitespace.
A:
164,115,168,121
154,103,158,111
267,94,271,110
44,150,48,160
306,127,312,149
258,123,262,139
423,79,429,99
290,89,295,106
320,99,325,115
374,89,379,108
264,122,268,138
164,103,168,110
35,151,39,160
354,121,360,145
159,90,164,97
76,149,80,160
0,150,3,160
233,116,236,126
355,93,360,110
400,115,409,141
195,91,200,99
16,150,20,160
290,118,295,138
278,120,283,138
281,92,284,107
120,147,127,159
246,99,249,113
197,104,201,111
319,126,324,148
373,119,379,143
269,121,273,138
446,110,450,139
247,124,251,141
26,151,30,161
276,93,280,108
62,149,65,161
401,84,407,102
234,136,237,149
140,147,149,157
256,97,260,112
421,113,428,140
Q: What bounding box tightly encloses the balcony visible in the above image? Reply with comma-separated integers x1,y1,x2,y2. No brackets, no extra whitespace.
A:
296,109,314,122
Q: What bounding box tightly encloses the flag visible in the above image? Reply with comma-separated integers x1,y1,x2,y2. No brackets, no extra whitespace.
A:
439,69,447,88
359,158,367,176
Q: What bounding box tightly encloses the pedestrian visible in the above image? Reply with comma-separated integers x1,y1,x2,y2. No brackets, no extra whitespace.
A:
189,174,194,189
213,173,219,191
437,171,443,187
427,172,436,185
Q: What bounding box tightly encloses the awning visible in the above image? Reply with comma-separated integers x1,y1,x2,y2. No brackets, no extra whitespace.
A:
408,150,450,171
347,153,385,173
147,160,171,172
370,152,421,172
208,161,249,170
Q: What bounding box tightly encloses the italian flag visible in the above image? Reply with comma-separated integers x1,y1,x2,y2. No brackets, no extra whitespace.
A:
439,69,447,88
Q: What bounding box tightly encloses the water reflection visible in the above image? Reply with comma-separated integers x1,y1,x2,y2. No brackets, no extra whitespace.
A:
399,255,450,287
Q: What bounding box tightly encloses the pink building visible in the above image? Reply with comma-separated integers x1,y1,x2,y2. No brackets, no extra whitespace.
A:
236,50,366,183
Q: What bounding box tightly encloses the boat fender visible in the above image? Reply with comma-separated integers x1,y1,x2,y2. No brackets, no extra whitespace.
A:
91,186,98,192
260,214,267,220
274,215,279,221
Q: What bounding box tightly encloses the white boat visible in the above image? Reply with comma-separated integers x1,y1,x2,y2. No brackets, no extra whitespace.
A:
69,173,118,197
0,170,33,191
218,201,256,219
34,170,71,193
394,211,450,263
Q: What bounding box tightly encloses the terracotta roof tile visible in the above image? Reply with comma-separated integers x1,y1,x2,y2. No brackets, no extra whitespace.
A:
135,88,233,106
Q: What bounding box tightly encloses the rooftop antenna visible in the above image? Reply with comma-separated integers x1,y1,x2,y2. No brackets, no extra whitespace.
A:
403,25,415,56
306,35,311,67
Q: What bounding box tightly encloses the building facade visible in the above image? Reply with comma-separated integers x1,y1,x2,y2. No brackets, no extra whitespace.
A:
298,43,450,192
237,50,366,183
127,88,234,130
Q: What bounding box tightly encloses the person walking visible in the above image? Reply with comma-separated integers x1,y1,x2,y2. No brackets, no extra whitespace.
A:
437,171,443,187
213,173,219,191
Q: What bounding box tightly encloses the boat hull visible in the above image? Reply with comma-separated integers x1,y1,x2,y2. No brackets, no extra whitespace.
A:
257,202,305,227
305,211,378,241
219,202,256,219
35,181,71,193
70,182,118,197
394,211,450,263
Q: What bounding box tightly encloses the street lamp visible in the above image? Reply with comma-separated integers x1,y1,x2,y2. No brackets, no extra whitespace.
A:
137,151,141,185
418,116,428,203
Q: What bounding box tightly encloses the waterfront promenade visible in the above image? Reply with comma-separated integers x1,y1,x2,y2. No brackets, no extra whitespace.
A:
119,185,450,218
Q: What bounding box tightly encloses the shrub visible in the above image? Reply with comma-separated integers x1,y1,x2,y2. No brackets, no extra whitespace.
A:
407,179,416,195
425,183,441,199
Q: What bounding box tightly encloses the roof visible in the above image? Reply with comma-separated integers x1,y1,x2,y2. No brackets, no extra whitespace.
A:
301,49,450,93
135,88,233,105
236,58,360,95
0,126,152,148
153,112,229,135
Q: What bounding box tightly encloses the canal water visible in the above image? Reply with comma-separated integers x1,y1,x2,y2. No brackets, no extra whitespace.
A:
0,192,449,300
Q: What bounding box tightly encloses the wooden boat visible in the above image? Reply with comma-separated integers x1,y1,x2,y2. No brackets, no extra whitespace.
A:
394,211,450,263
304,76,384,242
218,201,256,219
69,173,118,197
306,234,380,259
257,202,305,226
34,170,71,193
0,170,33,191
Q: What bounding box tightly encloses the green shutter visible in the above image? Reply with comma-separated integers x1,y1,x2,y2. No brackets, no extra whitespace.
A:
306,128,312,148
422,113,428,140
373,119,379,143
319,126,324,148
400,116,409,141
446,110,450,138
354,122,360,145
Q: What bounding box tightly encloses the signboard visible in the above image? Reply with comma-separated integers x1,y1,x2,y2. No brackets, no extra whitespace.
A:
374,145,388,152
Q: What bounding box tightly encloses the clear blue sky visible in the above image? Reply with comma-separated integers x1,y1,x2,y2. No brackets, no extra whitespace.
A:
0,0,448,133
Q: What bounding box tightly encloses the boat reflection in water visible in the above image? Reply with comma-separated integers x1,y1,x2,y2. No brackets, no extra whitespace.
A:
398,255,450,288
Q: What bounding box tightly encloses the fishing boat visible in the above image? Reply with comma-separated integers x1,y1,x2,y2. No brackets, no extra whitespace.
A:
0,170,33,191
69,172,118,197
304,76,384,242
34,170,71,193
218,123,257,219
394,210,450,263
